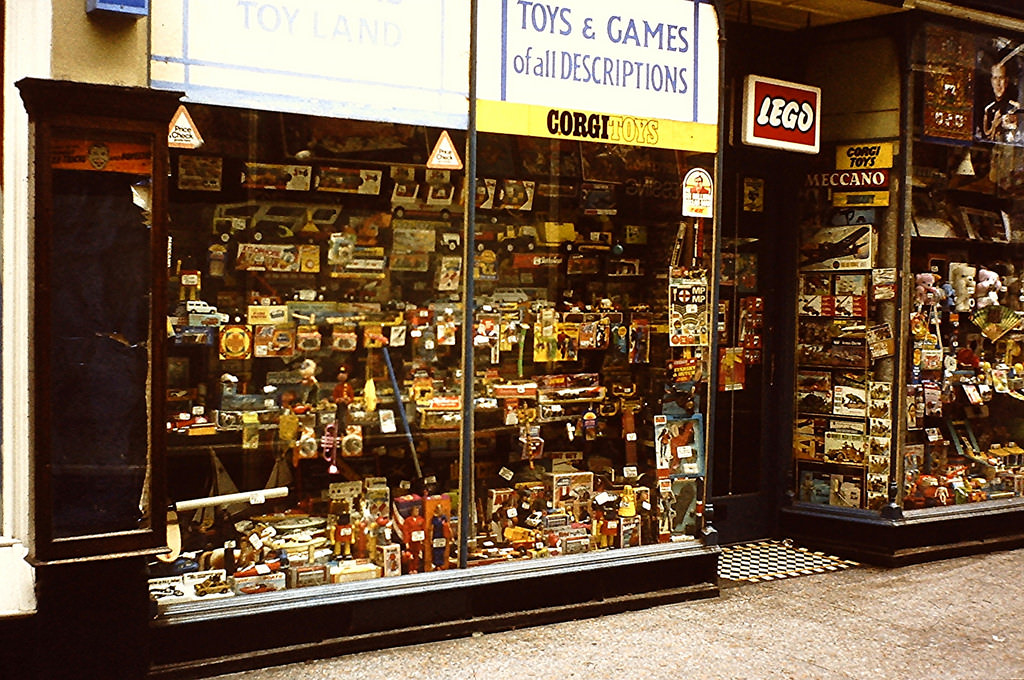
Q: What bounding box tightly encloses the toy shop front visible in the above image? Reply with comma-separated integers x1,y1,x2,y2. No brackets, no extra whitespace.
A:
13,0,725,676
710,2,1024,565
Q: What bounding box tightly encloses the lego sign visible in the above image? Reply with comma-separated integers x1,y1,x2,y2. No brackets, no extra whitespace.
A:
741,75,821,154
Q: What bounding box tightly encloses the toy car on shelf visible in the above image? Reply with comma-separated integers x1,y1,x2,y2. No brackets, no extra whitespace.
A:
391,182,460,220
497,224,538,252
212,202,342,242
193,573,232,597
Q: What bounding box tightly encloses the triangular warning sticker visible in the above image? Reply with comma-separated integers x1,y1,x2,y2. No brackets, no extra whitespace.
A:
168,105,204,149
426,130,463,170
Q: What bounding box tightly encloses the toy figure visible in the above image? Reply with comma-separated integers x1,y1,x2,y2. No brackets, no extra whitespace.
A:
636,488,658,545
369,514,392,558
400,504,426,573
428,505,453,570
333,517,354,558
659,489,676,537
591,493,619,549
619,485,637,518
329,498,353,558
352,501,371,559
491,498,515,537
332,364,355,415
299,358,319,403
570,488,591,523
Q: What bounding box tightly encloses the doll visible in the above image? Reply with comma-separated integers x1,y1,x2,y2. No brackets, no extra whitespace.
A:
400,504,426,573
428,505,453,570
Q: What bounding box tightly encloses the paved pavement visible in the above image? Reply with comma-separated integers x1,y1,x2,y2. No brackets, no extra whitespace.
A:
213,547,1024,680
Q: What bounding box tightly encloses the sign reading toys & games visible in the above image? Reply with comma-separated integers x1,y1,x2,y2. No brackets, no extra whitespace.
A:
475,0,721,152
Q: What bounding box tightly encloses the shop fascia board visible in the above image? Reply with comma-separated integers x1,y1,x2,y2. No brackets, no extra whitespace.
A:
904,0,1024,33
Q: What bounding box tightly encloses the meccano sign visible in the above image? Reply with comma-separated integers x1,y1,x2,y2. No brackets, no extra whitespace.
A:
805,169,889,190
741,75,821,154
475,0,720,152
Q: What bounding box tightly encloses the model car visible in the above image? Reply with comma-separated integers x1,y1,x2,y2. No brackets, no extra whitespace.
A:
497,224,538,252
193,573,232,597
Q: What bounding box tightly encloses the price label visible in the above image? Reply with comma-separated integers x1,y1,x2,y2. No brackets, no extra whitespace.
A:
498,467,514,481
432,538,447,548
411,530,426,542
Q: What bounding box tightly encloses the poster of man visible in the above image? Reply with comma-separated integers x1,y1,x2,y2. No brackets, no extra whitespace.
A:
975,36,1024,145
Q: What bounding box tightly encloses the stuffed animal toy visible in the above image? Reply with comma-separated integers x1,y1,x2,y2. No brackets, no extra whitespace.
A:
915,272,942,306
950,262,977,312
975,267,1002,308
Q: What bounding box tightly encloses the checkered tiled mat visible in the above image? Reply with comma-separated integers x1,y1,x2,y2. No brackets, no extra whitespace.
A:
718,540,858,583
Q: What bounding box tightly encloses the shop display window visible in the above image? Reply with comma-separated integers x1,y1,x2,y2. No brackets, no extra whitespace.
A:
902,23,1024,511
151,104,716,607
791,204,891,513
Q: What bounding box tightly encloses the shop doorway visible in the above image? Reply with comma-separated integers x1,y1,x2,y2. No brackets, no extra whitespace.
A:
710,156,800,544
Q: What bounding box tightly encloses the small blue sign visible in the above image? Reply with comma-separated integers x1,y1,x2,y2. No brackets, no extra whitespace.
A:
86,0,148,17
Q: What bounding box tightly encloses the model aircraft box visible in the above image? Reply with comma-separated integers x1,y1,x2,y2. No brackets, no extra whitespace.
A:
799,224,874,271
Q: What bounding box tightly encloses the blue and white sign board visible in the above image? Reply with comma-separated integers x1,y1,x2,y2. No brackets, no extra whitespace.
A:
150,0,471,128
475,0,719,151
88,0,149,16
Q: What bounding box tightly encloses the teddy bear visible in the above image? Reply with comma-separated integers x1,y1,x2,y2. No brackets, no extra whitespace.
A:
975,267,1002,308
950,262,977,312
914,272,944,306
1000,263,1021,310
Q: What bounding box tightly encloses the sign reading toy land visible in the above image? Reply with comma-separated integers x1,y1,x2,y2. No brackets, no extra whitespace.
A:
150,0,470,128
